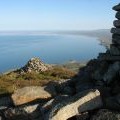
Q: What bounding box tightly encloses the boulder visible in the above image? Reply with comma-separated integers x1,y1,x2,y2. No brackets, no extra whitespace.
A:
116,11,120,19
19,57,49,73
114,20,120,28
47,89,102,120
91,109,120,120
113,3,120,11
103,62,120,84
12,86,52,106
111,28,120,35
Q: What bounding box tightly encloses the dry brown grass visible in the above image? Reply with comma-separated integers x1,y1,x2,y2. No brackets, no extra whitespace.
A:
0,66,76,95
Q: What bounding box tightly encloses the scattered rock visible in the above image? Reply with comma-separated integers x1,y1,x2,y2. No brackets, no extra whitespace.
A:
47,89,102,120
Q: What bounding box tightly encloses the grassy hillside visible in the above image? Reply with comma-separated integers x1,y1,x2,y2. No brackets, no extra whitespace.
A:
0,66,76,95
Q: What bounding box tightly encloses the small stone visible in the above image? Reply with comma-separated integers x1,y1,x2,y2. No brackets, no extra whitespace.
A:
103,62,120,84
111,28,120,35
110,44,120,55
116,11,120,19
91,109,120,120
112,34,120,45
113,3,120,11
114,20,120,28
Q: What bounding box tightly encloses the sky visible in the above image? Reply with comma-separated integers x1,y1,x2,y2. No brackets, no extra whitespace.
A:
0,0,120,31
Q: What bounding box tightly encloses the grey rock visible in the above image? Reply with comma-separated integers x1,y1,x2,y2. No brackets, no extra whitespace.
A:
76,112,89,120
0,96,13,107
113,3,120,11
110,44,120,55
112,34,120,45
114,20,120,28
116,11,120,19
112,38,120,45
111,28,120,35
91,109,120,120
76,83,94,93
98,53,120,61
103,62,120,84
41,95,69,117
47,89,102,120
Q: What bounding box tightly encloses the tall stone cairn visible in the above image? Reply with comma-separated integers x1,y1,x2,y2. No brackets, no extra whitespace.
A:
98,3,120,61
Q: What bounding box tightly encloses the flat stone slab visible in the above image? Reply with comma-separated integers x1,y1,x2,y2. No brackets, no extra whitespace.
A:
116,11,120,19
113,20,120,28
113,4,120,11
111,28,120,35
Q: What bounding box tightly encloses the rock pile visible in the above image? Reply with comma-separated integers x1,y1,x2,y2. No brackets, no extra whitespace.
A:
19,57,50,73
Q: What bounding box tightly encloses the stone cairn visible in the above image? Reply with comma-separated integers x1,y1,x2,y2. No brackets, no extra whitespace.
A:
19,57,49,73
98,3,120,60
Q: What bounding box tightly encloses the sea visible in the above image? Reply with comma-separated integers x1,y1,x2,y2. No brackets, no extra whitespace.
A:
0,34,106,73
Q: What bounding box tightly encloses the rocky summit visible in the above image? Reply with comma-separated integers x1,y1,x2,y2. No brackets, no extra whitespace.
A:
0,3,120,120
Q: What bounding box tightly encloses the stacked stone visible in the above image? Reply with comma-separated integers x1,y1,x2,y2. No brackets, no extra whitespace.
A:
110,3,120,56
98,3,120,60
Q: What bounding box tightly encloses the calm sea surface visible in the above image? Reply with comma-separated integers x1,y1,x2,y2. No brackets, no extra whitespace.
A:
0,34,106,73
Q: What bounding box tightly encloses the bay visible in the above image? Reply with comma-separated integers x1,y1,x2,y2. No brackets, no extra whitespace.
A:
0,34,106,73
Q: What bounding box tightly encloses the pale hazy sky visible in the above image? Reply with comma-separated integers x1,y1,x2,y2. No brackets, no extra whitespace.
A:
0,0,119,31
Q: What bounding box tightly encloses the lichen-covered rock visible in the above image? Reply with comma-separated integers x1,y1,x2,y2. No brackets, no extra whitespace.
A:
91,109,120,120
12,86,52,106
47,89,102,120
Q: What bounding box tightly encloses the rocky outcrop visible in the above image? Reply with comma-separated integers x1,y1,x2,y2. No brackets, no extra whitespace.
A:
19,57,50,73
